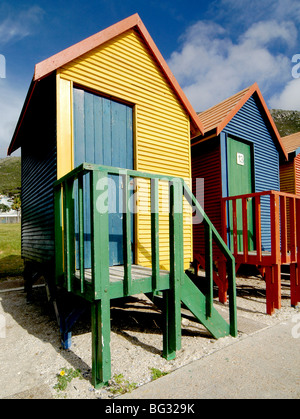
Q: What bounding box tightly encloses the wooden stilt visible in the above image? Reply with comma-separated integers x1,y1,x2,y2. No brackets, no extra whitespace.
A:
218,260,228,304
273,264,281,310
265,267,274,315
162,179,183,361
265,265,281,315
91,297,111,388
290,263,300,307
162,289,181,360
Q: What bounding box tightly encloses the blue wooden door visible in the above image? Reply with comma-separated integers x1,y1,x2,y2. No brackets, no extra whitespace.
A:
73,87,134,266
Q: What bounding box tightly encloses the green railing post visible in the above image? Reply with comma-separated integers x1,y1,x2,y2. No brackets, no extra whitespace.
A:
227,257,238,337
151,178,160,291
63,179,75,292
54,184,64,284
90,169,110,298
78,173,85,294
163,178,183,360
204,224,213,318
90,169,111,388
122,172,132,296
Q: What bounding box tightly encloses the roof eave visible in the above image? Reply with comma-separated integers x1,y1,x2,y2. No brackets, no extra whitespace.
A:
215,83,258,136
254,86,288,161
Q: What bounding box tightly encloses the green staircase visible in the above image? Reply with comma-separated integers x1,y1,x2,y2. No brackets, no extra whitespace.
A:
54,162,237,388
181,273,232,339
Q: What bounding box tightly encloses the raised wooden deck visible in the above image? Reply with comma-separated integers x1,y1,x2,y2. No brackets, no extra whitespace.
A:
221,190,300,314
76,264,169,283
72,264,171,301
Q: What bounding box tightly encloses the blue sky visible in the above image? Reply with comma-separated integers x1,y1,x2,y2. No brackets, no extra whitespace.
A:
1,0,300,157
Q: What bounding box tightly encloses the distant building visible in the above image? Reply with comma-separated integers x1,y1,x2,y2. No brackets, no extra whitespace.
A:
0,195,20,223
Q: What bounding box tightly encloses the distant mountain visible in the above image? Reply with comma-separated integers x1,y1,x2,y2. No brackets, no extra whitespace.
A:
0,156,21,197
270,109,300,137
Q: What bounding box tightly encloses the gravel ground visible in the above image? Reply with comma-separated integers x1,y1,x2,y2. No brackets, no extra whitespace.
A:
0,272,299,399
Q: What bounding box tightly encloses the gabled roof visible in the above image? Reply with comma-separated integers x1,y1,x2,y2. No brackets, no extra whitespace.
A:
8,14,203,155
197,85,251,135
195,83,287,160
281,132,300,158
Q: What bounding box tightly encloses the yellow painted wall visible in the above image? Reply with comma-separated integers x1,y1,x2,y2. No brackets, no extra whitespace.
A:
56,28,193,270
56,76,73,179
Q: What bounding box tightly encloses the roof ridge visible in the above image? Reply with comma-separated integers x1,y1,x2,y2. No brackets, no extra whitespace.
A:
197,85,253,118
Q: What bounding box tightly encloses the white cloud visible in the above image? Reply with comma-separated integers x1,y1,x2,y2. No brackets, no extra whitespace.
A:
168,19,295,111
269,78,300,111
0,81,25,157
0,5,44,47
216,0,300,26
241,20,297,49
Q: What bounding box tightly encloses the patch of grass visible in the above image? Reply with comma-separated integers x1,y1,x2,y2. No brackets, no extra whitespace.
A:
0,157,21,196
107,374,137,395
0,224,23,279
150,367,169,381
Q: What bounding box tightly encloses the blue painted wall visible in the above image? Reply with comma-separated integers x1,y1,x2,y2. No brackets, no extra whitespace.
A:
21,74,57,263
221,94,280,251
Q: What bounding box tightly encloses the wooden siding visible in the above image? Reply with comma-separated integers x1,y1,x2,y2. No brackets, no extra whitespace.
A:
21,75,57,263
192,138,222,259
280,161,295,194
56,28,192,270
295,155,300,195
223,95,280,251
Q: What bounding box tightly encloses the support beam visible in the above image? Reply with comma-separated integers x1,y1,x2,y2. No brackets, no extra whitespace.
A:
91,297,111,388
163,179,183,360
290,263,300,307
218,260,228,304
162,289,181,360
265,265,281,315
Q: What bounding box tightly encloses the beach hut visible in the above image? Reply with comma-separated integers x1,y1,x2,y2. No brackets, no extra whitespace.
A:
8,14,237,387
280,131,300,195
192,83,300,314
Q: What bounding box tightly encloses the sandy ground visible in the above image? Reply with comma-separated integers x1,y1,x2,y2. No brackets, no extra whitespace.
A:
0,272,299,399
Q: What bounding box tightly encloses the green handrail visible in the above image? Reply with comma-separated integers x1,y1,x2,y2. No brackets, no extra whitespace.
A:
183,182,237,337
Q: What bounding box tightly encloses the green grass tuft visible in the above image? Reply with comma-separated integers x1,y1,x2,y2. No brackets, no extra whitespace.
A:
0,224,23,279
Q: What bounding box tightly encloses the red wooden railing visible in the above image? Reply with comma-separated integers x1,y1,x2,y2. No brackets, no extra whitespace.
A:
221,190,300,266
221,190,300,314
